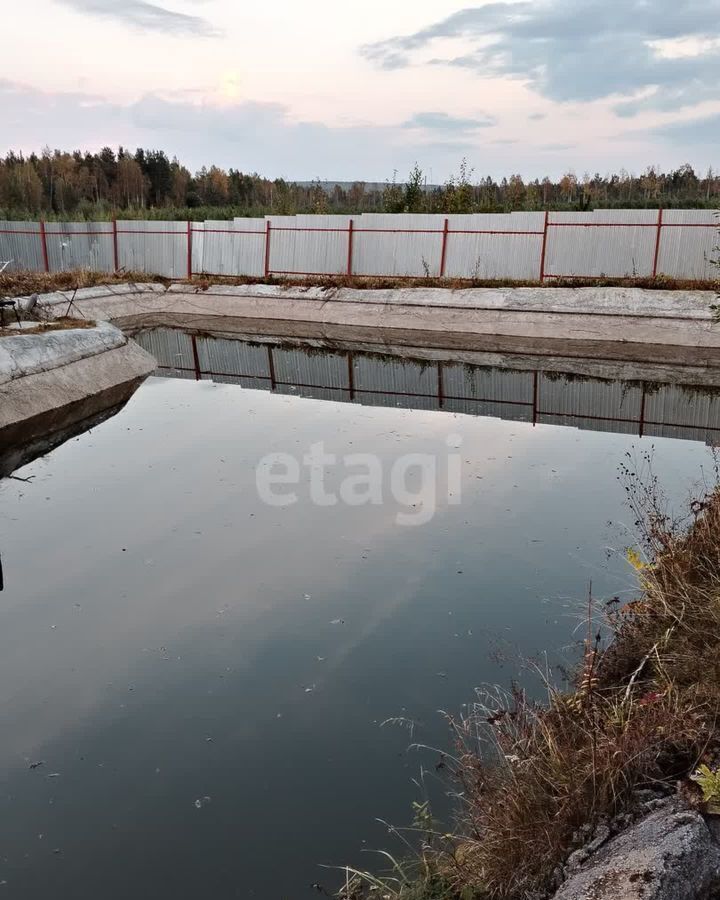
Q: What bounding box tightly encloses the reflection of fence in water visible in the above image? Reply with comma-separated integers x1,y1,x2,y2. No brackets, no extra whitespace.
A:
133,328,720,444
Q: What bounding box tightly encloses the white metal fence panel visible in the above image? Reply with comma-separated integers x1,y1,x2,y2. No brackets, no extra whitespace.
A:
444,213,545,280
1,211,717,281
268,215,350,276
545,210,659,278
0,221,44,271
657,210,718,280
116,220,188,278
196,219,266,276
45,222,115,272
353,214,444,277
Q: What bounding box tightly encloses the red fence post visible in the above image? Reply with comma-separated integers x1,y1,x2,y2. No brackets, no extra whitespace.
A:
652,208,664,278
264,220,272,278
539,210,550,282
39,220,50,273
439,218,449,278
346,219,354,276
186,220,193,280
112,218,119,271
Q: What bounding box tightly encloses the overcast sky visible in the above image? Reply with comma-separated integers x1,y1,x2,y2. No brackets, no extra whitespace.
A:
2,0,719,180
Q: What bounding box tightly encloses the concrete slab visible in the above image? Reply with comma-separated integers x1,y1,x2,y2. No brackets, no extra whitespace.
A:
0,341,156,476
166,283,718,320
46,288,720,368
0,321,126,385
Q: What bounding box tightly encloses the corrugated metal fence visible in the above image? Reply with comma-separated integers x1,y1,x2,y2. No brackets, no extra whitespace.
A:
1,210,717,281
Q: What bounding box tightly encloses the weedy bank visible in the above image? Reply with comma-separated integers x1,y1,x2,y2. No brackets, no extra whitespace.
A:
340,453,720,900
0,268,718,300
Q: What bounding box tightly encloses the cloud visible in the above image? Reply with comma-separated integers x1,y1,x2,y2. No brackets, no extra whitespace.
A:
646,111,720,143
56,0,219,36
0,80,479,178
0,78,714,180
361,0,720,114
540,143,577,151
402,111,496,132
528,113,546,121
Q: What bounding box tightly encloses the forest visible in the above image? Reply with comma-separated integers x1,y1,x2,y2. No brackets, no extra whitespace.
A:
0,148,718,220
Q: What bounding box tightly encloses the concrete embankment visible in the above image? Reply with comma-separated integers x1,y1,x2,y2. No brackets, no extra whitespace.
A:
0,320,155,476
21,282,720,367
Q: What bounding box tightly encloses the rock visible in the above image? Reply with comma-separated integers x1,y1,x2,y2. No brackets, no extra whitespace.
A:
553,800,720,900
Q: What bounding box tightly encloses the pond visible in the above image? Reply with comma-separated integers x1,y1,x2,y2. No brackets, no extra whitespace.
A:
0,332,716,899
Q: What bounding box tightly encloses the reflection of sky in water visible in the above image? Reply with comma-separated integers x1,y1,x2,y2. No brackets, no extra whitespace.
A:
0,377,711,899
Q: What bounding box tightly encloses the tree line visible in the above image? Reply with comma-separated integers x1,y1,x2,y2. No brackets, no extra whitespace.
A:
0,148,717,220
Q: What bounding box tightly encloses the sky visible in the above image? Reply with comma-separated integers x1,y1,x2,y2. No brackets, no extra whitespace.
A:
2,0,719,181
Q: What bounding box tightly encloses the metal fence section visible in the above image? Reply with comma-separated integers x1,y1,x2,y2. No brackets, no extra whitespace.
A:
1,210,717,281
543,210,660,279
45,222,116,272
657,210,719,281
116,220,189,278
0,221,45,271
197,219,266,277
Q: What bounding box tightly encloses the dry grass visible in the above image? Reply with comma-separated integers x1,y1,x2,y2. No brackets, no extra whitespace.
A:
0,269,170,298
0,316,97,336
1,268,717,300
439,460,720,899
189,273,719,294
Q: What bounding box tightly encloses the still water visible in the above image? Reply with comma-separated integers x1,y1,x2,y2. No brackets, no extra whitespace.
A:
0,352,713,899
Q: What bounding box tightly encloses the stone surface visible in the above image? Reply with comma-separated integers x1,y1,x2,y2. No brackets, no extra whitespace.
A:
0,321,126,385
553,801,720,900
0,341,156,476
163,283,717,320
0,320,155,476
25,284,720,368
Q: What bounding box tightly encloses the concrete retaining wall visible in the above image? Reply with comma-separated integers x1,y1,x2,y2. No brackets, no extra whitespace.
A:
0,320,156,476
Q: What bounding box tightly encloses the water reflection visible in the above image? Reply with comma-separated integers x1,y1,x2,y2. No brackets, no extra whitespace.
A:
134,328,720,444
0,358,713,899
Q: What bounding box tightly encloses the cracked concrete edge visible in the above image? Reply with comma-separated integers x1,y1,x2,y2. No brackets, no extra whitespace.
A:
12,281,720,320
0,321,129,386
0,341,156,476
0,341,156,432
13,282,167,311
164,283,719,320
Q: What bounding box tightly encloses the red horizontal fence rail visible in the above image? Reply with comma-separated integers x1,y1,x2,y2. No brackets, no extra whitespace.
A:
0,213,716,279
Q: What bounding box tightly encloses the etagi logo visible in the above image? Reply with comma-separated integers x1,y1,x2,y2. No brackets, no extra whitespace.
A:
256,435,463,527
